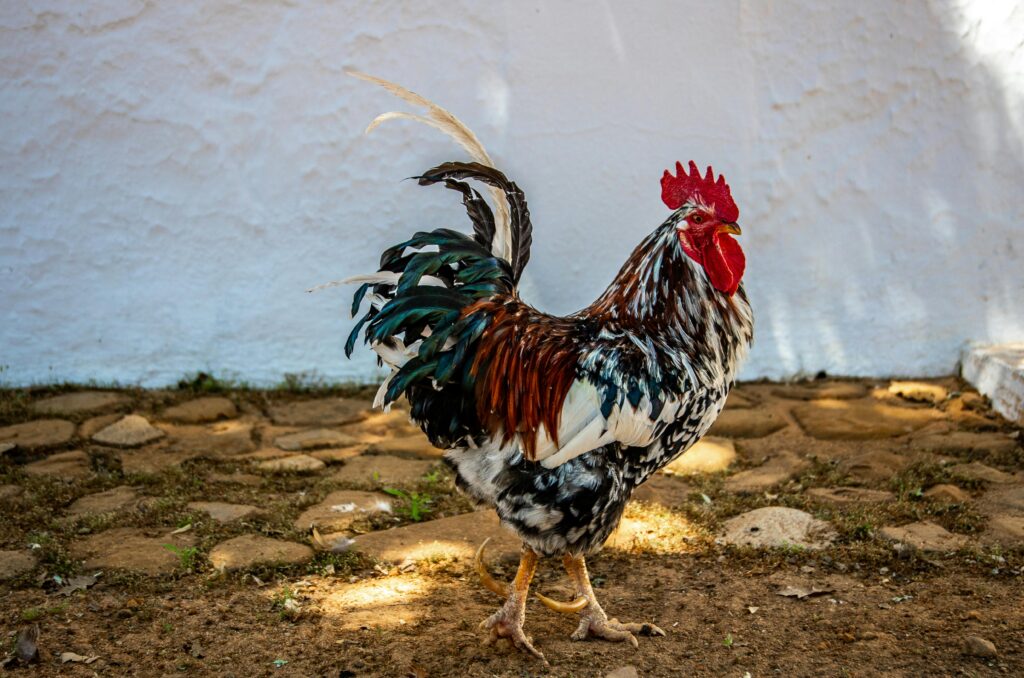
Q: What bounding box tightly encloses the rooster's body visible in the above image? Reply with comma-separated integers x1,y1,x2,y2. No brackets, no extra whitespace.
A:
345,73,752,661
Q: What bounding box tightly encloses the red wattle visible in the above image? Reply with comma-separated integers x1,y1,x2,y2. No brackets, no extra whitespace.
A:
702,233,745,296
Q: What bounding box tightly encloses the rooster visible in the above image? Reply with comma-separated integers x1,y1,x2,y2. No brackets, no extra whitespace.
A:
343,72,752,661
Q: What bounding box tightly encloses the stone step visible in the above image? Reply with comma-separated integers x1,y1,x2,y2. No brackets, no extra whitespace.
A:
962,343,1024,426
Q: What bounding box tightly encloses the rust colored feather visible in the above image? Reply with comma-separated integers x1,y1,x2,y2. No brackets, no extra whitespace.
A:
466,298,581,459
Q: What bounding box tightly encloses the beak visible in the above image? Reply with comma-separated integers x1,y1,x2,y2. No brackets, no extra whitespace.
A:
719,222,742,236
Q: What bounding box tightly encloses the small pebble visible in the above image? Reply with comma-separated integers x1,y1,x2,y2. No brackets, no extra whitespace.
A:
962,636,997,658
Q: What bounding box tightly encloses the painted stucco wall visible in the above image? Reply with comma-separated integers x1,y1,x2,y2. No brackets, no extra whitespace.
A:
1,1,1022,386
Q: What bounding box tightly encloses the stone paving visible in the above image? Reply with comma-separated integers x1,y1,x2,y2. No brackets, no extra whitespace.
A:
0,379,1021,581
0,379,1022,674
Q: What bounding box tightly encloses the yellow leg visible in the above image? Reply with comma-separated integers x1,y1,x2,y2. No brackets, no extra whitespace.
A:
474,539,547,662
538,553,666,647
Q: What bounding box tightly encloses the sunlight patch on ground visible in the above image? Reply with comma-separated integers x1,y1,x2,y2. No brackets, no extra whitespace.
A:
605,502,706,555
812,398,851,410
382,539,476,563
315,574,437,630
664,436,736,475
209,420,251,435
326,575,430,608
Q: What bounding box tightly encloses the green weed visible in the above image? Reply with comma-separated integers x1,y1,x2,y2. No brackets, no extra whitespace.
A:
21,602,67,622
163,544,201,572
382,487,432,522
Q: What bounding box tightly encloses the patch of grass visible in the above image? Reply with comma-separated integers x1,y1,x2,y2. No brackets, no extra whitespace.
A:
381,487,432,522
821,493,987,542
272,372,377,397
21,602,67,622
27,531,77,578
21,607,44,622
892,460,984,495
163,544,201,572
798,456,853,488
778,542,807,556
0,388,32,426
177,372,235,394
173,370,373,397
238,545,375,582
276,372,330,392
272,585,300,620
928,501,988,535
309,550,371,576
849,521,875,541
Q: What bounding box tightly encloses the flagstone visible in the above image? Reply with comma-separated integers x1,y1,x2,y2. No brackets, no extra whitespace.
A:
71,527,196,575
209,535,312,572
23,450,91,480
31,391,128,415
792,399,938,440
268,398,371,426
162,397,237,424
0,419,75,450
274,428,361,451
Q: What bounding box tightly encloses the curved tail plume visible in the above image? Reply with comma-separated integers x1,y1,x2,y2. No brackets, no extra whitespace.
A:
346,69,512,262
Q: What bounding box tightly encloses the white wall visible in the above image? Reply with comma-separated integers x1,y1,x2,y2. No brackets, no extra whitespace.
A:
1,1,1022,387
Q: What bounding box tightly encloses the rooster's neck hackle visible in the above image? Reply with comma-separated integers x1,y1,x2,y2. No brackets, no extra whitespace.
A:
587,221,752,387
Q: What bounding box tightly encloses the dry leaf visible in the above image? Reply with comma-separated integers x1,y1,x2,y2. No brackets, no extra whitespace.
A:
60,652,99,664
776,585,834,599
311,526,327,550
60,572,100,596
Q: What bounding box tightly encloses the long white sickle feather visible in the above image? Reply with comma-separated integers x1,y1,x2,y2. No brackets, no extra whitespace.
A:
345,68,512,262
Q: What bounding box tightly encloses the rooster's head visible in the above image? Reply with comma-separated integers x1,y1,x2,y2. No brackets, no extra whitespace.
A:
661,161,744,296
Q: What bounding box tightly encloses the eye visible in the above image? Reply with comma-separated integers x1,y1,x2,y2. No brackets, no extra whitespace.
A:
691,214,704,224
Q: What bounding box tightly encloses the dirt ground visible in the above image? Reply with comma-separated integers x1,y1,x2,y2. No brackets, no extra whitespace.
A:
0,376,1021,677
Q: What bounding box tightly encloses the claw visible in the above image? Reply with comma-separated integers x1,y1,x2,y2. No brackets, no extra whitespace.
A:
481,614,547,663
474,538,508,598
635,622,667,637
536,591,589,614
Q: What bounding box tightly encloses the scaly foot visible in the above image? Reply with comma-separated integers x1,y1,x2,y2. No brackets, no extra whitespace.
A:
480,592,546,661
570,601,666,647
475,539,547,663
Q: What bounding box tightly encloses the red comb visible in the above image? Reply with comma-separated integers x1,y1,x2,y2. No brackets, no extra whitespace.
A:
661,161,739,223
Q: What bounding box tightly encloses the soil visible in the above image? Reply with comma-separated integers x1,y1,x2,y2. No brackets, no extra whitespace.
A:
0,377,1021,677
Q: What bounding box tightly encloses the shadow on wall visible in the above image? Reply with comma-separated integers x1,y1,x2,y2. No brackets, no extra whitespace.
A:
737,0,1023,378
449,0,1024,380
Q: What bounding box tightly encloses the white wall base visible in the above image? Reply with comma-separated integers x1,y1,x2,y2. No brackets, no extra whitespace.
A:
961,343,1024,426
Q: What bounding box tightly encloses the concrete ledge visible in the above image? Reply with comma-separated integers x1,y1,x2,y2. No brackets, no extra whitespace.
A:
962,343,1024,426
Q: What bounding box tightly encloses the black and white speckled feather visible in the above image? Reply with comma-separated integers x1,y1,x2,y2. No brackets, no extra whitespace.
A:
444,214,752,556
